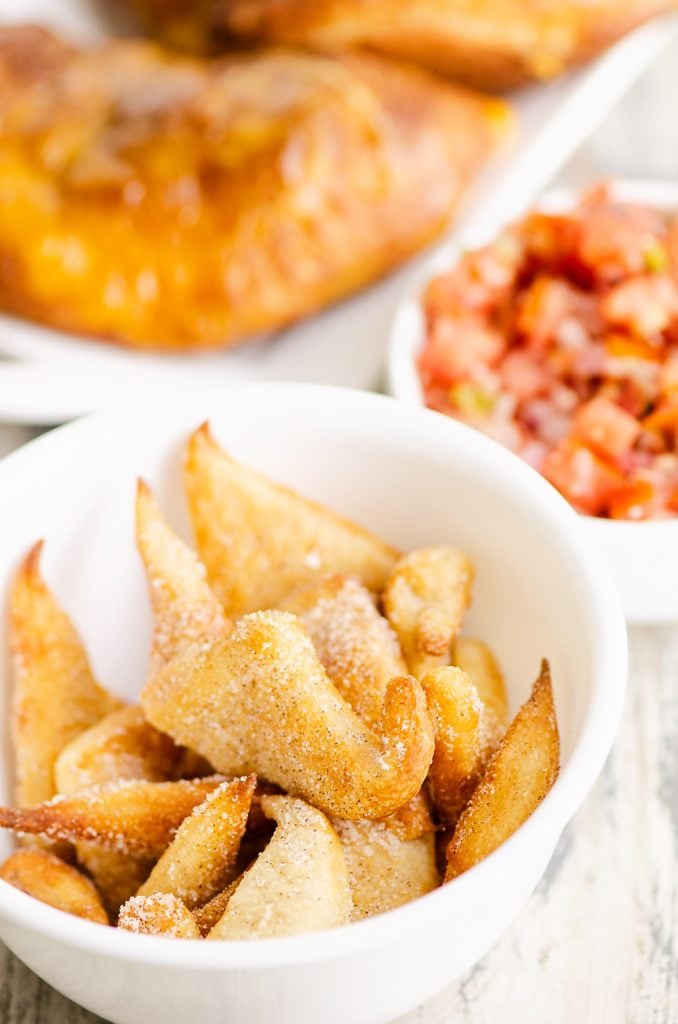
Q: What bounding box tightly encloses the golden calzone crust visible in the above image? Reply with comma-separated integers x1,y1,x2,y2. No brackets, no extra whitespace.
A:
195,0,674,91
0,25,506,351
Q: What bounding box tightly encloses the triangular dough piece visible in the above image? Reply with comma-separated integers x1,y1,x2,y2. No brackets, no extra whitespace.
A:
0,777,226,859
137,775,255,908
9,541,122,807
136,480,230,675
208,796,351,939
184,424,398,616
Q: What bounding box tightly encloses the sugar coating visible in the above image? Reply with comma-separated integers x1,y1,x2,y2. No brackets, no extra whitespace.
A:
118,892,200,939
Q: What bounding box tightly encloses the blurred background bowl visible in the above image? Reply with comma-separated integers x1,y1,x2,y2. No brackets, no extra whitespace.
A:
387,179,678,625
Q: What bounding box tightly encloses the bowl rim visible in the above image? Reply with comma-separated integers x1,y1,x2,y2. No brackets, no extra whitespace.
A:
386,176,678,536
0,383,628,969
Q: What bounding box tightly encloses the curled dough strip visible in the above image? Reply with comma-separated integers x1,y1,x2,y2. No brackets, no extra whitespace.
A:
142,610,434,820
208,795,352,939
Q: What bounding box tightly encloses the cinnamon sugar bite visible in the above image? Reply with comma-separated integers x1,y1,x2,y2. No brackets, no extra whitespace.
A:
0,425,559,938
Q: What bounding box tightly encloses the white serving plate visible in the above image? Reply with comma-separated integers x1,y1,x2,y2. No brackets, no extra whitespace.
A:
0,2,675,424
388,178,678,625
0,384,626,1024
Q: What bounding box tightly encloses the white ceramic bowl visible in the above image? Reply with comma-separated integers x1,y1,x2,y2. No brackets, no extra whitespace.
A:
388,179,678,625
0,384,626,1024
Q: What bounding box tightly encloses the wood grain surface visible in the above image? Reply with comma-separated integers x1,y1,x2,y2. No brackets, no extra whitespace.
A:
1,32,677,1024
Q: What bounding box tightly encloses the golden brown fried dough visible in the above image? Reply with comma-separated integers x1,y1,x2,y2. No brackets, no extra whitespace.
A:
334,819,438,919
0,778,225,858
208,796,351,939
142,610,434,820
445,661,560,881
0,26,505,350
193,877,244,936
281,575,406,728
136,481,230,675
378,791,437,841
55,706,184,794
9,541,122,808
0,848,108,924
118,892,201,938
383,547,473,680
73,846,152,920
185,426,399,616
137,776,255,908
55,704,187,915
454,636,508,755
212,0,674,91
421,667,486,827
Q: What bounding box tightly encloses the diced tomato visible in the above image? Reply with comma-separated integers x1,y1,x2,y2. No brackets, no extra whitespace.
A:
601,274,678,339
606,377,654,420
566,342,607,382
423,238,520,319
520,212,573,272
568,193,666,286
515,276,597,351
608,478,659,520
641,403,678,448
499,349,549,401
572,396,641,462
542,441,625,516
605,333,663,363
659,350,678,395
418,316,505,388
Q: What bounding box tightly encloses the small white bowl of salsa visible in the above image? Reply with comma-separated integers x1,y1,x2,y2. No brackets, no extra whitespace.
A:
388,180,678,623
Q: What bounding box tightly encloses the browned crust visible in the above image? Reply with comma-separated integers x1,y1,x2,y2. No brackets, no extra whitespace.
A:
0,777,226,858
0,24,75,88
445,661,560,880
213,0,675,92
0,26,506,351
0,847,109,924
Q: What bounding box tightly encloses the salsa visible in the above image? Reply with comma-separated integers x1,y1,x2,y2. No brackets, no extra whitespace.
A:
419,185,678,520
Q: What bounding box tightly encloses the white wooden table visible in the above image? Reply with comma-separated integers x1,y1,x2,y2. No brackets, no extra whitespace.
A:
1,40,678,1024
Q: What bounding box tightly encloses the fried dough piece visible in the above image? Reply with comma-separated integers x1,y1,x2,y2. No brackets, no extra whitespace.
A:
55,705,187,914
185,426,399,616
138,776,255,908
193,877,243,936
0,848,109,924
421,667,486,827
136,481,230,675
454,637,508,754
208,796,351,939
281,575,406,727
383,547,473,680
0,27,506,351
334,819,438,919
118,893,201,938
142,610,434,820
9,541,122,808
378,791,437,841
74,846,152,920
0,778,225,858
445,661,560,881
212,0,674,91
55,706,184,794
